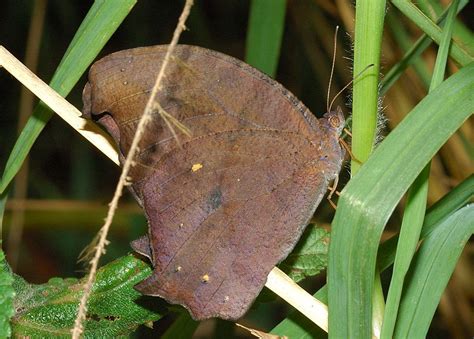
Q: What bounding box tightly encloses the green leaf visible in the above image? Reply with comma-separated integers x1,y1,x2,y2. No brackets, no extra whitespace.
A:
328,63,474,338
0,0,137,194
279,225,329,283
271,174,473,337
10,255,163,337
245,0,286,77
350,0,386,173
0,248,15,338
418,0,474,55
381,0,470,95
271,312,326,339
394,205,474,338
381,1,460,337
391,0,472,66
343,1,388,335
377,174,474,271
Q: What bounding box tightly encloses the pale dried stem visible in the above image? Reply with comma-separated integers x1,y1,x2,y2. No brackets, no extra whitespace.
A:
267,267,329,332
71,0,194,337
0,47,120,166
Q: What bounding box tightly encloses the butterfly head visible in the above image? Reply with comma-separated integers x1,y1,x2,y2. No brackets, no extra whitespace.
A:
323,106,345,136
314,106,346,181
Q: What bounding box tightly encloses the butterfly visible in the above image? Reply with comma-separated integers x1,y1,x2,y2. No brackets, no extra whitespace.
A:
82,45,345,320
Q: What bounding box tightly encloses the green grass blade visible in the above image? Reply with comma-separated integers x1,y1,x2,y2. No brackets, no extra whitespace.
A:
380,2,460,337
417,0,474,54
381,0,469,95
271,313,325,339
350,0,387,174
378,173,473,271
390,0,473,66
393,205,474,338
0,0,137,194
271,175,473,337
334,1,387,336
421,174,474,230
428,0,459,91
161,312,199,339
0,191,8,237
328,62,474,338
380,169,429,338
245,0,286,77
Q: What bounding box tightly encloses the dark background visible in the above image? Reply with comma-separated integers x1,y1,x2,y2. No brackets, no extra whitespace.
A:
1,1,472,337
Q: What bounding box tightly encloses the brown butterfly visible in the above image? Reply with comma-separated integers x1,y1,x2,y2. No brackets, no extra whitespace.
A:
82,45,345,320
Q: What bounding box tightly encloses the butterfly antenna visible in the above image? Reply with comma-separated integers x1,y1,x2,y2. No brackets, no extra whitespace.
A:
327,26,339,113
328,63,375,113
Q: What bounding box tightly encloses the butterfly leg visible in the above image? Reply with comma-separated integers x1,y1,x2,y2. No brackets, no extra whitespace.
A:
338,137,362,164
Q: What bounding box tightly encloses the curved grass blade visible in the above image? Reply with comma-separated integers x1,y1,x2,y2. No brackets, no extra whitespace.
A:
381,0,469,95
0,0,137,194
390,0,472,66
271,174,473,337
328,62,474,338
393,204,473,338
380,1,460,336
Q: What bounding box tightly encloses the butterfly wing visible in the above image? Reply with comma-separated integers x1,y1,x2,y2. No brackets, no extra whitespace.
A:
83,45,344,320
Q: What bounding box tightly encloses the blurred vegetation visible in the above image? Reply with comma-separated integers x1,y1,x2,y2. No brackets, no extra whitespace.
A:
0,0,472,337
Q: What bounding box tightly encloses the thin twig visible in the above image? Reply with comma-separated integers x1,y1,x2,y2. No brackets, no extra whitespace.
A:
71,0,194,337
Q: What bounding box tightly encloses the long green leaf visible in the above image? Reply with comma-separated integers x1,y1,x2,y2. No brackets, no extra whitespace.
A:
390,0,472,66
393,205,474,338
0,0,137,194
381,0,469,95
271,175,473,337
336,1,387,337
380,1,460,337
424,0,474,54
328,63,473,338
245,0,286,77
350,0,386,173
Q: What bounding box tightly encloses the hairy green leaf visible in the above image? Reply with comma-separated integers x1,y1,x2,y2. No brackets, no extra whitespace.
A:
10,255,163,338
0,248,15,338
279,225,329,283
